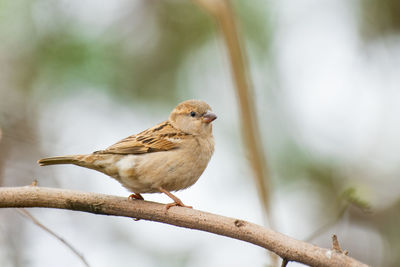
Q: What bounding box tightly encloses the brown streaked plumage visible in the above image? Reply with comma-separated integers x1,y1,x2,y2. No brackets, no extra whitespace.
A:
94,121,187,155
38,100,217,209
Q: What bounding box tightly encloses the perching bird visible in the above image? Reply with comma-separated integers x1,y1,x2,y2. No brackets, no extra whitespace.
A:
38,100,217,209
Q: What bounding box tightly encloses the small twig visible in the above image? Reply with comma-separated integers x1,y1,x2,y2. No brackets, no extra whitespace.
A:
16,208,90,267
332,234,348,255
281,258,289,267
332,234,341,252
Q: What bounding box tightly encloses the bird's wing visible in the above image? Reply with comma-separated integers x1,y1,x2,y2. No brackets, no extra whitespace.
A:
95,121,189,155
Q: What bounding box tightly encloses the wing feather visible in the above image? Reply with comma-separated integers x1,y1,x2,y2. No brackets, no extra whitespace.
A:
95,121,188,155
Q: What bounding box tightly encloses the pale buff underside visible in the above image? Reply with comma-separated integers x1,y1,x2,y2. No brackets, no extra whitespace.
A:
71,136,214,194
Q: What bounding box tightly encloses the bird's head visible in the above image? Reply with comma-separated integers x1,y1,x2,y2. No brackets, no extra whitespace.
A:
169,100,217,136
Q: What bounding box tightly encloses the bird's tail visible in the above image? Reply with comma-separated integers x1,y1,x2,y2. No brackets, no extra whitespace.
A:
37,155,83,166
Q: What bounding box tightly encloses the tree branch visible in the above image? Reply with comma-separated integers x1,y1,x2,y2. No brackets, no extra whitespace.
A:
0,186,367,267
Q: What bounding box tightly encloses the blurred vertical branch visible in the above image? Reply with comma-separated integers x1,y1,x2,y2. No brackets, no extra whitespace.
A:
359,0,400,40
194,0,272,223
193,3,278,264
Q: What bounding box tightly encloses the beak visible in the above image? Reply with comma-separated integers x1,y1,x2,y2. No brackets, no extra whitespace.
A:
202,112,217,123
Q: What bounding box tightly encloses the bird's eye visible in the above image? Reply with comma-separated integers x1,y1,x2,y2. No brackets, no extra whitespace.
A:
190,111,196,117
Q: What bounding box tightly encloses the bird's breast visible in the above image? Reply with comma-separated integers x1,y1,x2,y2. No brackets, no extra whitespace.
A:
116,135,214,193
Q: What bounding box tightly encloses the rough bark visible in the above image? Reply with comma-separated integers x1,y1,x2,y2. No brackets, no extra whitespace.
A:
0,186,368,267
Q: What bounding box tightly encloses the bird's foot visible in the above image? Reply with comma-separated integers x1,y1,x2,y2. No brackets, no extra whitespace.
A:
128,193,144,221
157,187,192,210
165,200,193,210
128,193,144,200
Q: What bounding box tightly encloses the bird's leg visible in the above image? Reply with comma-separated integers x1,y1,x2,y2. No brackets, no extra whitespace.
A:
158,187,193,209
128,192,144,200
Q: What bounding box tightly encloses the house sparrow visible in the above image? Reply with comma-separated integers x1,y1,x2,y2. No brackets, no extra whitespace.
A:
38,100,217,209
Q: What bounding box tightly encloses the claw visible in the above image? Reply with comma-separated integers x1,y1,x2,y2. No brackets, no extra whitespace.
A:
165,202,193,210
128,193,144,200
128,193,144,221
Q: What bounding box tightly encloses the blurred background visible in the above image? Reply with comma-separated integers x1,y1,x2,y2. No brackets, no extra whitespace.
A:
1,0,400,266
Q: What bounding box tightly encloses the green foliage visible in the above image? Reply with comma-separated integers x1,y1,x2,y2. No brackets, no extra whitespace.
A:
234,0,272,59
108,1,215,102
0,0,273,104
33,32,117,90
340,187,371,212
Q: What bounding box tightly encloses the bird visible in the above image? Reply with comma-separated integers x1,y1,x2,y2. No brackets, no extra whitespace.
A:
37,100,217,209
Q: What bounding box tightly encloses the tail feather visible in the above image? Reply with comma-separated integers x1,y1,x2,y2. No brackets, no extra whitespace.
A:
37,156,81,166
